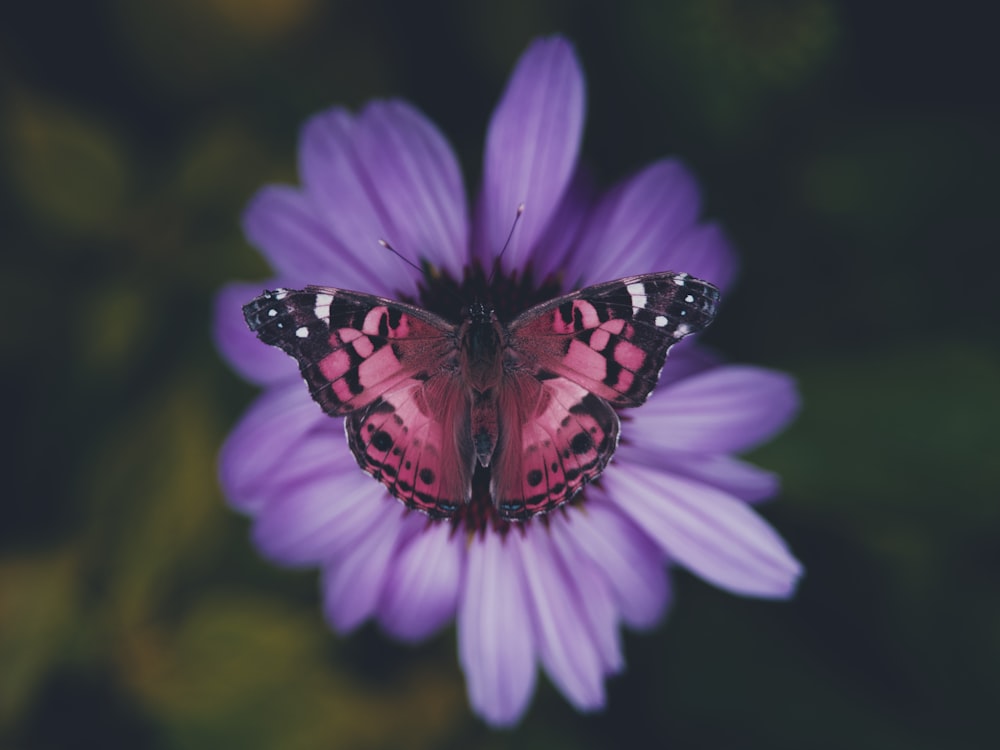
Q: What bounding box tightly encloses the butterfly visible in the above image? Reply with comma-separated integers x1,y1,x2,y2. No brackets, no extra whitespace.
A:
243,272,720,521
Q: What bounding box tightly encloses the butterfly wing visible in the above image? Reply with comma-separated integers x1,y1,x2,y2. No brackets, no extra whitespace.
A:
244,287,472,516
492,374,619,520
507,272,720,408
492,272,720,519
243,287,458,415
345,374,473,517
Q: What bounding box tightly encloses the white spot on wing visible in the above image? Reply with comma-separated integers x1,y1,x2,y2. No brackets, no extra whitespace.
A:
655,315,669,327
314,293,334,321
684,294,695,303
295,326,309,338
626,282,647,312
672,274,688,287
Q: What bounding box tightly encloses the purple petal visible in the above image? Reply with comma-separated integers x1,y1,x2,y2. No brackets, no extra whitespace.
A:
243,185,375,291
253,452,394,566
213,281,297,385
297,108,410,296
543,515,624,674
657,343,724,387
519,526,607,711
604,465,802,598
655,453,782,503
527,167,598,283
322,505,424,633
377,519,463,642
458,532,537,727
564,160,702,286
353,101,469,280
476,36,585,273
662,222,739,293
551,496,670,629
218,385,330,514
627,366,800,454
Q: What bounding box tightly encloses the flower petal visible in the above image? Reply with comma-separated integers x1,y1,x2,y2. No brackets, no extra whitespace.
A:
297,108,406,295
565,160,704,287
377,519,463,642
322,505,423,633
605,465,802,598
519,526,607,711
218,385,329,514
353,101,469,280
458,532,537,727
552,497,670,629
544,514,624,674
477,36,585,273
243,185,374,291
655,453,782,503
527,167,598,283
657,343,724,387
661,222,738,292
253,451,392,566
213,281,297,385
626,366,800,454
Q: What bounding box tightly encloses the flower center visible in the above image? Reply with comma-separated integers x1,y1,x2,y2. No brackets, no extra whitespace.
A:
411,259,564,324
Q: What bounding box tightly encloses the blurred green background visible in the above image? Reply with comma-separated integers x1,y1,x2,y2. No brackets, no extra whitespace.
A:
3,1,998,748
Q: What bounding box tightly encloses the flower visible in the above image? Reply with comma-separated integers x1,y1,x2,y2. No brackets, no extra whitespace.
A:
214,35,802,727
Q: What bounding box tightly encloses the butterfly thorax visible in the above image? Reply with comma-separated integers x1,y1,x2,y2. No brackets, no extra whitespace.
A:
460,302,505,393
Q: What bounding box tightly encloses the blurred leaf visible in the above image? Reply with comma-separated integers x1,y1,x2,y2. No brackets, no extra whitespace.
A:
172,122,283,213
84,371,228,629
205,0,322,42
121,595,464,750
164,120,286,281
4,94,132,237
0,551,81,729
75,282,151,377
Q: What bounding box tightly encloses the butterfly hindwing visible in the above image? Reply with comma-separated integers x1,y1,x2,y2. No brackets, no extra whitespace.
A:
243,287,457,416
345,374,473,517
508,272,720,407
493,374,619,520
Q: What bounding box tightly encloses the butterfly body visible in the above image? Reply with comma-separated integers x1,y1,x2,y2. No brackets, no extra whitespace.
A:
244,272,720,520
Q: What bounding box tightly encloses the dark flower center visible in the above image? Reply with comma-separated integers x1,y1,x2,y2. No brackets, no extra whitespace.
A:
410,259,564,325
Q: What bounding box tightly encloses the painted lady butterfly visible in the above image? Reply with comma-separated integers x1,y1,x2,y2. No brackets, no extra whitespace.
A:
243,272,719,520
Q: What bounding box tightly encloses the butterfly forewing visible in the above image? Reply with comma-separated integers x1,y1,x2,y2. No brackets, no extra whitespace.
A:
243,287,457,416
508,272,720,408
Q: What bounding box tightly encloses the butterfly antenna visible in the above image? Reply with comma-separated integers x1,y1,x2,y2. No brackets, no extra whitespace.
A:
487,203,525,287
380,237,467,313
378,238,425,275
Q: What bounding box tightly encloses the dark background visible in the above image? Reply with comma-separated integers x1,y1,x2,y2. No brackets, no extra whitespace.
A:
3,1,998,747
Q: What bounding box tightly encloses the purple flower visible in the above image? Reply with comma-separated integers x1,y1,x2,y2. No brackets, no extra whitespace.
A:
214,36,802,726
